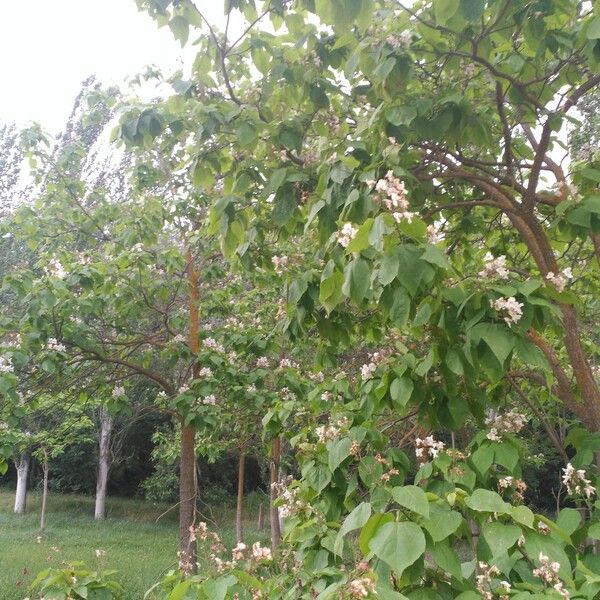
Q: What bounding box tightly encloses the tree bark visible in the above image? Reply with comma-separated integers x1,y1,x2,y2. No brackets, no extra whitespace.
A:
178,246,200,574
179,424,197,574
94,406,114,520
236,452,245,543
270,437,282,549
40,450,49,532
13,452,30,514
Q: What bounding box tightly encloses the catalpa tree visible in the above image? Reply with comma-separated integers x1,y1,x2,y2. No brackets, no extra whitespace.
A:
124,0,600,598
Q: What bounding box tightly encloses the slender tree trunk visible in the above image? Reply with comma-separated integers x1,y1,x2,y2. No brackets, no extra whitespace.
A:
40,450,49,532
94,406,113,520
270,437,282,549
257,503,264,530
178,246,200,574
13,452,30,514
236,452,245,543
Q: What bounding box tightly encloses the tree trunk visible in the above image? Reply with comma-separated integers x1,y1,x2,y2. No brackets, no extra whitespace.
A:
179,424,197,574
236,453,245,543
13,452,30,514
270,437,282,549
257,503,264,530
94,406,114,520
40,450,49,532
178,246,200,574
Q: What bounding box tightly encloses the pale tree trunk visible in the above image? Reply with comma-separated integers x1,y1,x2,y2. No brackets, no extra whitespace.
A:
178,246,199,575
14,452,30,514
270,437,281,549
95,406,114,520
40,450,49,532
236,453,245,543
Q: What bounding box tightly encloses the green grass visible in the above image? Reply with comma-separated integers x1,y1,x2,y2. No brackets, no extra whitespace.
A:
0,489,270,599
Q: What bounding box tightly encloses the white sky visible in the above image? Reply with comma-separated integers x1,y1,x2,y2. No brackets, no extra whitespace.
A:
0,1,229,134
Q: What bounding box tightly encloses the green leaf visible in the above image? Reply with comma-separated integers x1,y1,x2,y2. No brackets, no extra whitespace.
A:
469,323,514,364
392,485,429,518
465,489,510,514
329,437,352,472
236,121,258,147
480,521,521,557
429,540,463,580
359,513,394,555
389,377,413,408
587,16,600,39
320,261,345,314
460,0,485,21
168,16,189,46
370,521,426,578
422,505,463,542
379,252,400,286
435,0,460,24
347,218,373,253
341,502,372,537
342,257,371,303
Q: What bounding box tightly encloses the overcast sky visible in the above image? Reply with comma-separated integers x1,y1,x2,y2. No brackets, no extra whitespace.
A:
0,1,231,134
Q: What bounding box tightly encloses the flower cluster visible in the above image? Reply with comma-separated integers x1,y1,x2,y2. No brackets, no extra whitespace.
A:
386,30,411,50
371,170,414,224
44,258,66,279
198,367,213,378
280,387,297,401
376,454,400,482
0,356,14,374
271,255,289,275
203,337,225,353
533,553,569,599
426,224,442,244
492,296,523,325
251,542,272,561
348,576,376,599
256,356,270,368
272,477,308,518
172,334,186,343
2,333,21,348
45,337,66,353
201,394,217,406
337,222,358,248
278,358,299,369
561,463,595,498
485,410,526,441
112,386,125,399
498,476,527,502
476,561,500,600
315,416,349,443
479,253,509,279
360,351,387,381
545,267,573,292
415,436,445,464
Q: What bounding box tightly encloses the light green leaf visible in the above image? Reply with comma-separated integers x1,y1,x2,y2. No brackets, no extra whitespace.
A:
370,521,426,578
392,485,429,518
389,377,413,408
465,489,510,514
435,0,460,24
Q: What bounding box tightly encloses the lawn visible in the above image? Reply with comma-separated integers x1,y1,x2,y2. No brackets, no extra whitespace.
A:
0,489,269,599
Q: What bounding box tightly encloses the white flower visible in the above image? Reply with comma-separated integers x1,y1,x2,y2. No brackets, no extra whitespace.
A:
198,367,213,378
202,394,217,406
45,338,66,353
562,463,595,498
251,542,272,561
361,362,377,381
415,436,445,463
178,384,189,395
0,356,14,374
172,334,186,343
278,358,298,369
337,222,358,248
44,258,66,278
426,224,442,244
112,386,125,398
256,356,270,368
271,255,289,275
492,296,523,325
204,337,224,353
479,253,509,279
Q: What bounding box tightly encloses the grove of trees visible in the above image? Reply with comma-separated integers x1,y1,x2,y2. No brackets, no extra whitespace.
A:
2,0,600,598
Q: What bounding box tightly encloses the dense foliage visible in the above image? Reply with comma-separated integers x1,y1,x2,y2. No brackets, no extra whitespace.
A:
2,0,600,598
